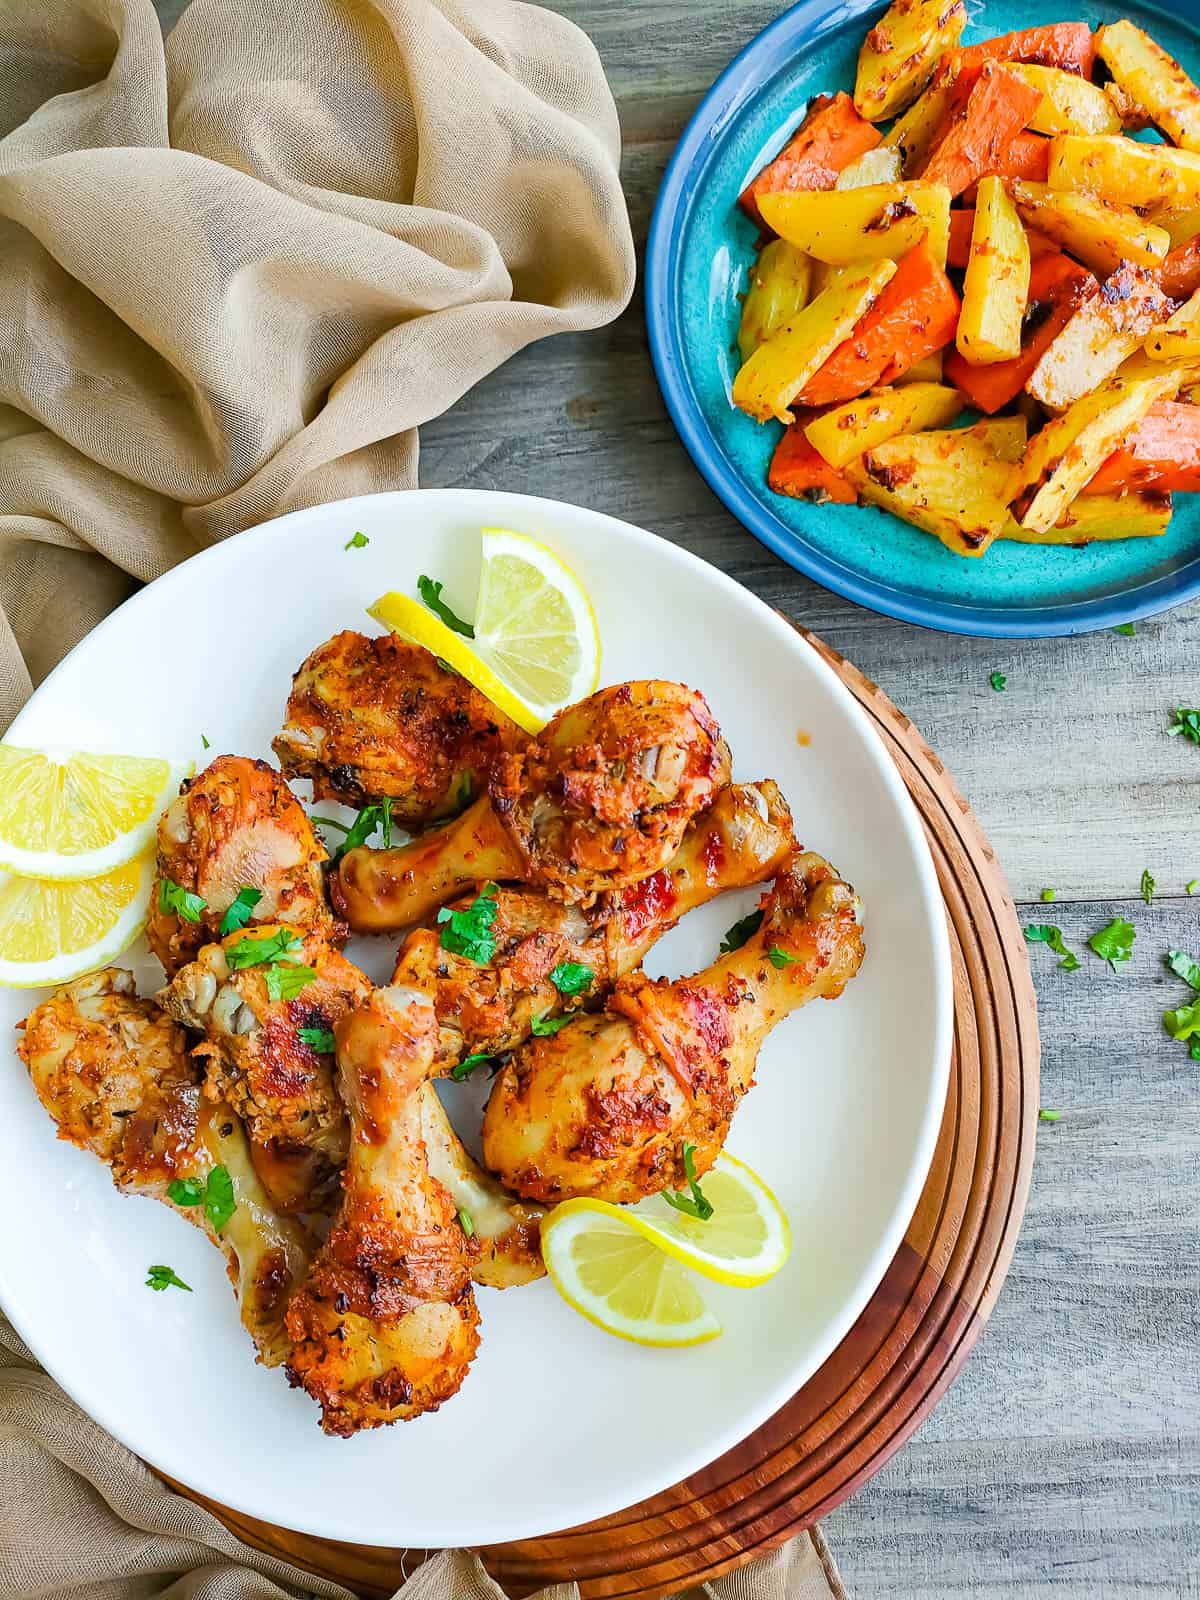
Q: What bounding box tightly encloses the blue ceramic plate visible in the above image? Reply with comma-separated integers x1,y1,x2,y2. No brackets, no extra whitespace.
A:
646,0,1200,636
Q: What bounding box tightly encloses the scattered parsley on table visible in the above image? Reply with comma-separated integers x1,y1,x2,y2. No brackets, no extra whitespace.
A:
1024,924,1080,971
1040,888,1055,903
1087,918,1136,971
1113,623,1136,636
989,671,1007,692
1167,708,1200,745
1141,869,1156,905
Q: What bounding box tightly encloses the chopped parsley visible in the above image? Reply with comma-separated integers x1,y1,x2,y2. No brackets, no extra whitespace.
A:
1167,949,1200,991
1038,1109,1061,1123
314,799,396,862
298,1026,336,1053
549,961,593,996
989,671,1007,692
167,1165,236,1233
1023,924,1080,971
1087,918,1135,971
201,733,211,749
1164,997,1200,1042
344,530,369,550
1040,888,1056,903
1167,707,1200,745
451,1051,494,1081
767,945,799,969
219,885,262,937
1189,880,1200,897
531,1011,572,1037
158,877,206,924
266,963,316,1002
226,929,304,970
1113,622,1136,636
457,1208,476,1238
438,884,499,963
418,575,474,637
146,1264,191,1293
660,1143,714,1222
1163,950,1200,1053
720,909,763,953
1141,869,1156,905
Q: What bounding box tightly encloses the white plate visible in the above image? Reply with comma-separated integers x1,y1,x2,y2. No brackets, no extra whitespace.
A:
0,489,951,1548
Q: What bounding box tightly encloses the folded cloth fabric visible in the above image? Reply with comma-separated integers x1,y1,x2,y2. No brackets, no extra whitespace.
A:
0,0,636,728
0,1309,846,1599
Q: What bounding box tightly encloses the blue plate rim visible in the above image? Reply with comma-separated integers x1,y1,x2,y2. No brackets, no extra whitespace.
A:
644,0,1200,638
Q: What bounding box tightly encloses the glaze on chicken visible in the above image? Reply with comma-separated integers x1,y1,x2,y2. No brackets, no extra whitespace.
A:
394,780,797,1071
273,631,525,817
148,755,340,977
482,852,865,1205
285,987,481,1434
331,680,733,929
17,969,312,1364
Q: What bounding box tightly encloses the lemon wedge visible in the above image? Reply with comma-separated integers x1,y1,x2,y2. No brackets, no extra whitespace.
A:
0,856,154,988
0,745,191,881
368,528,600,734
622,1152,791,1288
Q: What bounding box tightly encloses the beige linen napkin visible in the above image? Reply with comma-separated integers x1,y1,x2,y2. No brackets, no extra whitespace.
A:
0,0,636,728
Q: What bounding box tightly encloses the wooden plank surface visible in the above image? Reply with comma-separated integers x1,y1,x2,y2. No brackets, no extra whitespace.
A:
152,1,1200,1593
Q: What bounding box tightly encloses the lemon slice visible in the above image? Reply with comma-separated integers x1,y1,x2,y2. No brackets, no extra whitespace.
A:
541,1202,721,1346
0,856,153,988
0,746,191,880
368,528,600,734
625,1152,791,1287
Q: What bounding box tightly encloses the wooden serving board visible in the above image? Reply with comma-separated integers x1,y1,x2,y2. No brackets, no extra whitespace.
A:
176,631,1040,1599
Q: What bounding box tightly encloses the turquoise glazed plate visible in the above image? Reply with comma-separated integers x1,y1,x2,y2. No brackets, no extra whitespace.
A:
646,0,1200,636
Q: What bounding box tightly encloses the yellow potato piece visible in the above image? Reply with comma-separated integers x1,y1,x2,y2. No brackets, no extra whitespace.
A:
1007,64,1122,136
836,145,903,189
737,240,813,362
854,0,967,122
1027,264,1172,409
803,382,962,468
1002,491,1172,544
1145,287,1200,361
956,177,1030,366
1047,134,1200,211
1010,180,1170,277
757,182,951,267
1097,20,1200,152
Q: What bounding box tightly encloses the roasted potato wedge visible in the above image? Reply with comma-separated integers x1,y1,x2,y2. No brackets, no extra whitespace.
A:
1047,134,1200,210
1027,263,1173,409
1003,490,1172,543
854,0,967,122
847,417,1027,556
956,176,1030,365
1007,64,1122,136
836,145,904,189
881,75,958,172
898,350,945,384
757,182,951,266
731,258,897,424
1009,180,1170,276
1145,287,1200,362
1096,20,1200,152
738,241,814,361
1150,204,1200,249
803,382,962,468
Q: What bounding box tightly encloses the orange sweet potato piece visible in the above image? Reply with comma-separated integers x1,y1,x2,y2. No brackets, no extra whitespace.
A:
945,24,1096,79
1160,236,1200,300
795,241,961,406
768,418,858,502
959,132,1050,200
921,63,1045,198
944,250,1096,412
1084,401,1200,493
740,92,882,226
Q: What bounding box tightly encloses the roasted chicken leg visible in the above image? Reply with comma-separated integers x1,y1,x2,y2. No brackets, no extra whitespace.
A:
394,780,797,1070
148,755,341,977
332,680,733,928
17,969,312,1365
482,851,865,1205
273,631,525,818
284,987,481,1435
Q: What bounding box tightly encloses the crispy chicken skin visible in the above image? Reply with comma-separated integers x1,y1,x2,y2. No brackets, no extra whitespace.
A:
272,631,525,817
148,755,340,977
394,780,797,1071
285,987,481,1435
17,969,312,1365
331,680,733,929
482,852,865,1205
156,927,372,1212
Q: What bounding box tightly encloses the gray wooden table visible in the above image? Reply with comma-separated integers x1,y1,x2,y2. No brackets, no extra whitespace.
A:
155,1,1200,1592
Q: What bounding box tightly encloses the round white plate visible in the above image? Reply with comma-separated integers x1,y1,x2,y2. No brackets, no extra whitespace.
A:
0,489,951,1548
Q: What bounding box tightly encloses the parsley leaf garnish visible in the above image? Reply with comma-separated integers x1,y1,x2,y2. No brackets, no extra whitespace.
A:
158,877,206,924
451,1051,494,1081
266,963,316,1002
660,1142,714,1222
1167,708,1200,744
226,929,304,970
219,886,262,937
549,961,593,996
531,1011,572,1037
767,945,799,969
989,671,1007,692
167,1165,236,1233
201,733,211,749
1164,997,1200,1041
1040,888,1055,903
1087,918,1135,971
1114,622,1136,636
720,909,763,953
457,1208,476,1238
146,1264,191,1293
1038,1109,1061,1123
344,530,369,550
314,799,396,863
1189,880,1199,896
438,884,498,963
1141,869,1156,905
298,1026,336,1053
1023,924,1080,971
1166,949,1200,991
418,575,474,638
